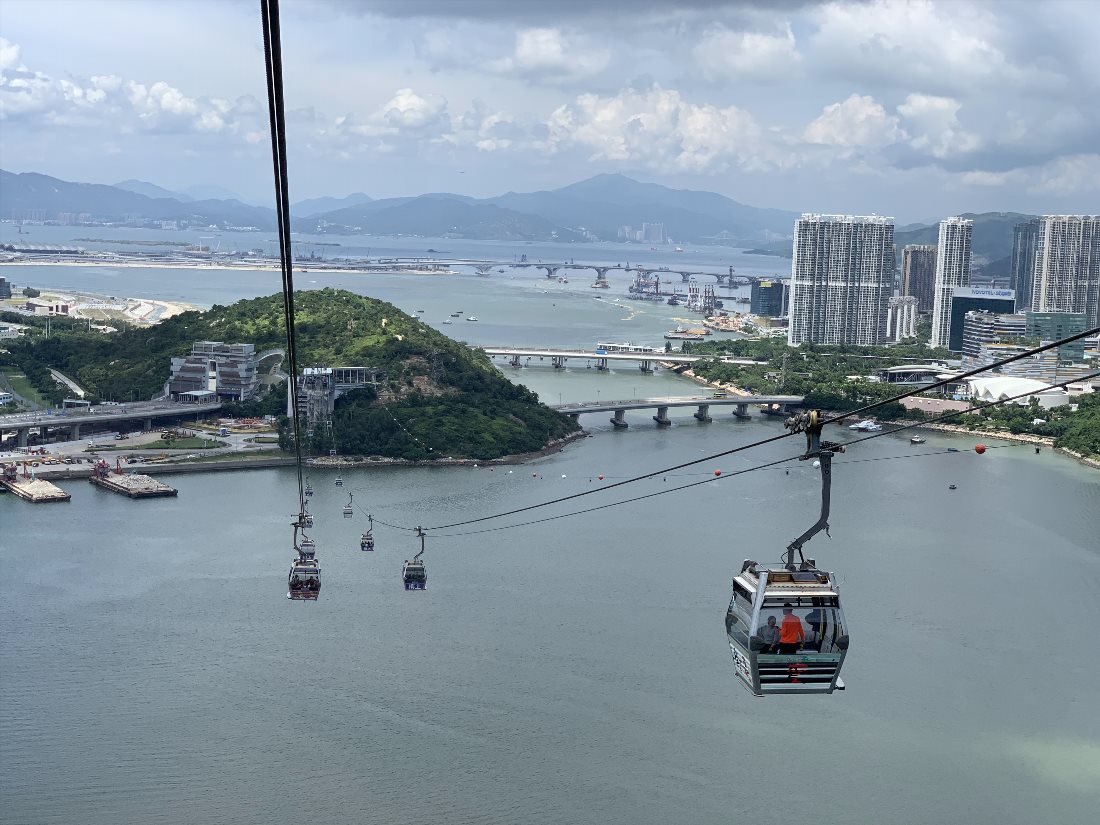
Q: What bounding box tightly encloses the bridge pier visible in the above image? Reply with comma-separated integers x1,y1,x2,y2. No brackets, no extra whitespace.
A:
732,403,751,419
552,356,566,369
610,409,628,429
680,272,692,283
639,360,653,373
693,404,711,422
509,355,522,368
595,358,609,371
143,418,154,432
17,428,28,448
593,267,609,286
538,265,561,279
652,406,671,427
70,423,81,440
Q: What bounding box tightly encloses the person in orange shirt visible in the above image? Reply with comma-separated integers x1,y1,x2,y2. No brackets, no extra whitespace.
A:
778,603,805,654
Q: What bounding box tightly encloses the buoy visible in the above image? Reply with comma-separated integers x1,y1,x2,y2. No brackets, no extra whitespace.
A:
975,444,986,455
561,474,567,479
597,474,604,481
714,469,722,476
813,460,821,468
532,473,537,478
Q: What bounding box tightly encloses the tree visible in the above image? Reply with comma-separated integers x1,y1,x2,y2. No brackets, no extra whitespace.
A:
22,287,40,298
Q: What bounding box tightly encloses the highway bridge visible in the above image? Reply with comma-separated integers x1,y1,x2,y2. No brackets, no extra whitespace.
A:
478,346,766,372
0,400,223,448
551,394,804,428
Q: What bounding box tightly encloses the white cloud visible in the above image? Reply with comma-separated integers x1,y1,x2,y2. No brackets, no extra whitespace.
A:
1028,153,1100,196
0,37,259,137
365,88,449,135
694,24,801,81
545,85,794,173
490,28,609,82
897,93,980,159
809,0,1055,95
802,94,904,149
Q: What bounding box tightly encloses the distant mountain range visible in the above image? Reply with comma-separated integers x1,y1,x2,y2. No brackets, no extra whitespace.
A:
0,169,1038,263
0,169,800,244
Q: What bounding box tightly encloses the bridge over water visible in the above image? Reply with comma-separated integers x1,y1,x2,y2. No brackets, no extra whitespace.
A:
479,346,766,373
551,395,804,428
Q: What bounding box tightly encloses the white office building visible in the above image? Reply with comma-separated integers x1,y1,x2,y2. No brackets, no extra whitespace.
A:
1031,215,1100,327
930,217,973,349
788,214,894,346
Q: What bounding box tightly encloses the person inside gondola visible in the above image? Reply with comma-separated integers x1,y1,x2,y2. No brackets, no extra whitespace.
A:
758,615,781,653
778,604,805,654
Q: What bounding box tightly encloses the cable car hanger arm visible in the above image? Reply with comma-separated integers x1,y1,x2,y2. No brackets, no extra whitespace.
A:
783,411,844,569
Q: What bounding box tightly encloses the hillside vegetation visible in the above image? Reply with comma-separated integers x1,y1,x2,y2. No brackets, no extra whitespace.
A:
1,290,578,460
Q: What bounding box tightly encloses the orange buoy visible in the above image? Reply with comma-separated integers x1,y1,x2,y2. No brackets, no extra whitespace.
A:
597,474,604,481
714,469,722,476
975,444,986,455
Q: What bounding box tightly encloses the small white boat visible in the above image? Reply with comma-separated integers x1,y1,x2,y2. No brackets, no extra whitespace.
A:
466,316,479,321
849,419,882,432
910,435,926,444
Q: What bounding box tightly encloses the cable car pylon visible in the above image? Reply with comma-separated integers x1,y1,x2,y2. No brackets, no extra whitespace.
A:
724,410,849,696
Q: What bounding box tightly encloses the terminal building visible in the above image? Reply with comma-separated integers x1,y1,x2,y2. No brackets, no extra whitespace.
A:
293,366,385,429
168,341,260,401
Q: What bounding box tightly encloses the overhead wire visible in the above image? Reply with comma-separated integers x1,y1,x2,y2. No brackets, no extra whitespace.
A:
260,0,306,510
416,325,1099,531
411,368,1100,540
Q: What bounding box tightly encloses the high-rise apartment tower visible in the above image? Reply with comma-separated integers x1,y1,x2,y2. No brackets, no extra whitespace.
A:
788,214,894,346
930,217,973,349
1031,215,1100,327
902,245,937,312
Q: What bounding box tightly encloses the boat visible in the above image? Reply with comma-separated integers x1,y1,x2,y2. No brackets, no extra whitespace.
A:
848,420,882,432
910,435,926,444
664,326,705,341
949,484,957,490
667,296,681,306
466,316,479,321
442,319,453,325
450,312,461,317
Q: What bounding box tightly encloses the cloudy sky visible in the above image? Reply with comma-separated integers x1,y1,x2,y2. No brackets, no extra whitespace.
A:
1,0,1097,222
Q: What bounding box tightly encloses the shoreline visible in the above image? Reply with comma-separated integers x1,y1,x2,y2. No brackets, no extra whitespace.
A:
8,430,589,482
0,259,457,275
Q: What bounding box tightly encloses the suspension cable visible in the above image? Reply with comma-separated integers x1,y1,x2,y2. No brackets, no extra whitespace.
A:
412,368,1099,539
261,0,306,510
417,325,1098,531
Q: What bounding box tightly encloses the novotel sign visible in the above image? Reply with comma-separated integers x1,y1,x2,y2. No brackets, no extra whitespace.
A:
953,287,1015,300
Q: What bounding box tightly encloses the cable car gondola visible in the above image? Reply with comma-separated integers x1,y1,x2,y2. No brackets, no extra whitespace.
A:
361,515,375,552
403,528,427,590
304,482,313,497
334,476,343,487
725,412,849,696
301,502,314,528
343,493,354,519
288,524,321,600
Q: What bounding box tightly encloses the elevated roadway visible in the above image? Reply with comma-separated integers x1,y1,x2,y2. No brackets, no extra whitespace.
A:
551,394,804,428
478,345,765,372
0,400,223,448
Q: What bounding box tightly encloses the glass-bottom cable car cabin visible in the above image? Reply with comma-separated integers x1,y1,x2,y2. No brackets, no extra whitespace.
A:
726,562,848,695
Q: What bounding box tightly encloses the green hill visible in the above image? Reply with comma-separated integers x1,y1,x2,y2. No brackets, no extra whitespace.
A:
1,290,579,460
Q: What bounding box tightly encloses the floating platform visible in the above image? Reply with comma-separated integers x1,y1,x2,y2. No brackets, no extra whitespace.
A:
90,473,178,498
0,477,71,503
